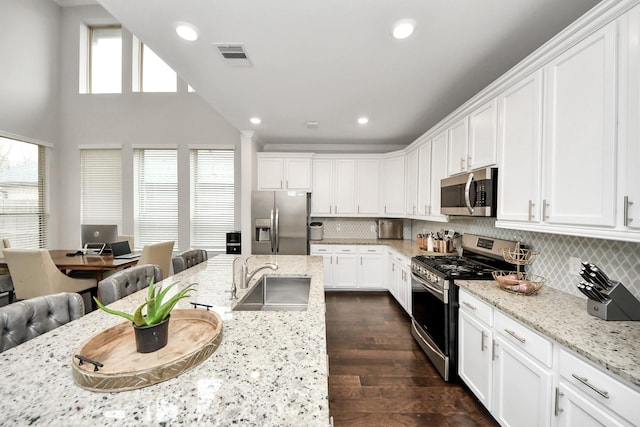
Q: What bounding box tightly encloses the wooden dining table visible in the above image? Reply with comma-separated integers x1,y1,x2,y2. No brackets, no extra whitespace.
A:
0,249,139,282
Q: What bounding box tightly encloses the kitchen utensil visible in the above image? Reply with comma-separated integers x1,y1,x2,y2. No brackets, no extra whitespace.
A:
576,283,592,299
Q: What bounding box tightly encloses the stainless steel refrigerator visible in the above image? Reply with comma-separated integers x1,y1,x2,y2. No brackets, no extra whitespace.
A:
251,191,310,255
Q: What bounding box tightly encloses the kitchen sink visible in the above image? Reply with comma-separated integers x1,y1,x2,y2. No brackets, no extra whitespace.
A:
233,274,311,311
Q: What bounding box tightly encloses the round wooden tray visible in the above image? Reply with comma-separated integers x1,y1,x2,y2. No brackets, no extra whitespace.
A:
72,309,223,392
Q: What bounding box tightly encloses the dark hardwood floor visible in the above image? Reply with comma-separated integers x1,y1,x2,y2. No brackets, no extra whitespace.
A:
325,291,498,427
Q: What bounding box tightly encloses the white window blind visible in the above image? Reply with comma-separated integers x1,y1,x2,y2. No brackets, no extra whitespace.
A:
190,149,235,251
0,136,49,248
80,149,122,228
133,148,178,249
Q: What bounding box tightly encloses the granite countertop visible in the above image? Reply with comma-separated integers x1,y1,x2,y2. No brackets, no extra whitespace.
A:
0,255,329,426
312,238,455,258
456,279,640,389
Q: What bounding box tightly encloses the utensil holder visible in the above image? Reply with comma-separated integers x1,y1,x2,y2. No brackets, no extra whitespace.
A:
587,282,640,321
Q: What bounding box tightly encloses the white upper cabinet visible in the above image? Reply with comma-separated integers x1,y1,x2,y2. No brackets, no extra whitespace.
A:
542,21,617,228
622,5,640,232
447,117,469,175
257,153,312,191
405,148,419,216
381,154,405,216
468,99,498,170
497,71,544,223
416,143,430,217
310,158,334,215
428,131,449,221
310,156,379,217
356,159,381,216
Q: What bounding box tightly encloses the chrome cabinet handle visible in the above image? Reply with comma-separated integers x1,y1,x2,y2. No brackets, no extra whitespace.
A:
624,196,633,226
492,340,497,361
467,155,472,169
504,328,526,343
554,387,564,416
543,199,549,221
462,301,477,311
481,331,486,351
460,157,465,171
280,180,283,189
571,374,610,399
528,200,536,221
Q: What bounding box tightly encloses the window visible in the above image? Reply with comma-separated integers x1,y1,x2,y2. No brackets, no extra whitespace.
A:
190,149,235,251
133,37,177,92
80,149,122,227
133,149,178,248
88,26,122,94
0,136,49,248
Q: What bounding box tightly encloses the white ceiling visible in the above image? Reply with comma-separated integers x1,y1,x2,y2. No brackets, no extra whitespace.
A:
66,0,601,152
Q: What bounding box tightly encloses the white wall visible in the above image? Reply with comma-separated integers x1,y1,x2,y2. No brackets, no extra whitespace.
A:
54,5,241,250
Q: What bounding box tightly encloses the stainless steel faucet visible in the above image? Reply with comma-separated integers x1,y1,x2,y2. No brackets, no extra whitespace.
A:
232,256,278,295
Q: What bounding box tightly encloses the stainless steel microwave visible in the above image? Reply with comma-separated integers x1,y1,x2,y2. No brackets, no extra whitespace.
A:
440,168,497,216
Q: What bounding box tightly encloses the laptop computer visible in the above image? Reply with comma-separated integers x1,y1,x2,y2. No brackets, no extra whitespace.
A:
110,240,140,259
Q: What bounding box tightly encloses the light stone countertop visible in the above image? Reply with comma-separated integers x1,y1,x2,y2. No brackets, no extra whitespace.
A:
456,279,640,390
0,255,329,427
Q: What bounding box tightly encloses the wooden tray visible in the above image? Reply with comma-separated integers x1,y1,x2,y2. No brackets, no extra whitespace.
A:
72,309,223,392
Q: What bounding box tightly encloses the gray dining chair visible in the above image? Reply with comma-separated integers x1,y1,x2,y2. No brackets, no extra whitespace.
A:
0,292,85,353
97,264,162,305
171,249,208,274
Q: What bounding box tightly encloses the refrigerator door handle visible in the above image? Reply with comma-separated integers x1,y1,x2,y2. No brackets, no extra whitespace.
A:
275,208,280,253
270,208,275,252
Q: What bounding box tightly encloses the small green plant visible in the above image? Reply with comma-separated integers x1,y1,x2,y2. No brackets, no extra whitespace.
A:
94,279,197,327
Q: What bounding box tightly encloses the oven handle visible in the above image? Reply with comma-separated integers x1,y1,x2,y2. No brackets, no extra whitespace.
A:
411,272,446,301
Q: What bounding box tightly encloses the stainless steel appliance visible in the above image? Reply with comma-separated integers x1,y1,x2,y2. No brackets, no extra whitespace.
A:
440,167,497,216
377,219,403,239
410,233,518,381
251,191,310,255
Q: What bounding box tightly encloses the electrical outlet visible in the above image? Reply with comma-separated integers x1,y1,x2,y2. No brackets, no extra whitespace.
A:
370,225,376,232
336,223,341,232
568,256,582,275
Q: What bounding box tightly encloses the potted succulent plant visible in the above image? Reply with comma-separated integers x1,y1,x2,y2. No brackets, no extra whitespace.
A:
94,280,197,353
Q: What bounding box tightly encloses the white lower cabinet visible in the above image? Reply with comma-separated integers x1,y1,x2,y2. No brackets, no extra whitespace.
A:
458,288,640,427
386,249,411,314
493,333,552,427
554,348,640,427
458,308,493,408
310,244,385,290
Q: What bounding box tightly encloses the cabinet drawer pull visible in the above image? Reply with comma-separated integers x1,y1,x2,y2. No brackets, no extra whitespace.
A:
504,328,526,343
462,301,477,311
554,387,564,416
492,340,497,361
543,199,549,221
528,200,536,221
480,331,486,351
571,374,610,399
624,196,633,226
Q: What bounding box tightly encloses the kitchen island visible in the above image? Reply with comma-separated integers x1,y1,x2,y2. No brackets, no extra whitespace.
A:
0,255,329,426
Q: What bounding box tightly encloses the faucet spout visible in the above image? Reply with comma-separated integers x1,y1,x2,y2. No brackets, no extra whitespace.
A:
244,263,278,288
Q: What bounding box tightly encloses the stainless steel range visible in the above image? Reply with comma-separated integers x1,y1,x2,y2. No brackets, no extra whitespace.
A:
410,233,519,381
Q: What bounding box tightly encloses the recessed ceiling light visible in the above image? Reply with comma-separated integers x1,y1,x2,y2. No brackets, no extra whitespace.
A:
250,117,262,125
306,121,319,129
392,19,416,39
357,117,369,125
176,23,198,41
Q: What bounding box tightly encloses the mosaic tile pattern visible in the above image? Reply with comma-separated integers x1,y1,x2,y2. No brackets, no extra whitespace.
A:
412,217,640,300
315,217,640,299
315,218,412,239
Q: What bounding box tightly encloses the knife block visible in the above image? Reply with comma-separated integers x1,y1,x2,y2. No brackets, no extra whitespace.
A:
587,282,640,321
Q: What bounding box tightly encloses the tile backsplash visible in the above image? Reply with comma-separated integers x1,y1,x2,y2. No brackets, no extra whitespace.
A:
315,217,640,300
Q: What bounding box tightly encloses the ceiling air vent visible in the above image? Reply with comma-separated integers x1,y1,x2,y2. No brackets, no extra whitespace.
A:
213,43,252,66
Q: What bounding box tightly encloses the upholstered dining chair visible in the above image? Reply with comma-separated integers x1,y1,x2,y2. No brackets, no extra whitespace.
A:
137,241,175,280
0,292,84,353
0,239,15,304
2,249,97,301
171,249,208,274
97,264,162,305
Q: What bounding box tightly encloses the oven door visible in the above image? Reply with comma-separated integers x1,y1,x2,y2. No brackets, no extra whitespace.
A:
411,273,448,354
